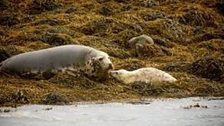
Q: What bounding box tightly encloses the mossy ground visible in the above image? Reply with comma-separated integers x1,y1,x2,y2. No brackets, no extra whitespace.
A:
0,0,224,106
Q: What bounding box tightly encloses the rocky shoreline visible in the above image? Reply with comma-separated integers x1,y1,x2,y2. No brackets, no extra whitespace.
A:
0,0,224,107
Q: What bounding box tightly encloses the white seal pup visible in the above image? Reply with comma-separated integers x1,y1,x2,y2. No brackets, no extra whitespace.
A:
128,34,154,48
110,67,177,84
0,45,114,78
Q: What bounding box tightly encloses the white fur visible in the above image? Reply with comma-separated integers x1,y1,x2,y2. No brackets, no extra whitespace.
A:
0,45,113,76
110,67,177,84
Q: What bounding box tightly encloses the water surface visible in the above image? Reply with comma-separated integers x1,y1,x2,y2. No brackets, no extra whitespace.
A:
0,97,224,126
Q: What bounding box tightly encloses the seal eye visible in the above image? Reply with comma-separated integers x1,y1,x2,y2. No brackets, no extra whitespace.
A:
99,57,104,61
114,72,119,75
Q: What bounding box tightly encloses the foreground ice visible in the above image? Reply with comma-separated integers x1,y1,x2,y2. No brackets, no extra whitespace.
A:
0,97,224,126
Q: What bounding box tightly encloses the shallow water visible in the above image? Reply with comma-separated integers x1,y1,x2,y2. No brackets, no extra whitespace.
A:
0,97,224,126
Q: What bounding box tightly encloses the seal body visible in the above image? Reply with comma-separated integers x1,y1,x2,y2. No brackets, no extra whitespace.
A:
0,45,113,77
110,67,177,84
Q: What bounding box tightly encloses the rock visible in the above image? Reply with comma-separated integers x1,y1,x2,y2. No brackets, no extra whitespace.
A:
43,107,53,111
183,103,208,109
0,16,20,26
191,57,224,82
3,109,11,112
29,0,61,14
40,92,69,105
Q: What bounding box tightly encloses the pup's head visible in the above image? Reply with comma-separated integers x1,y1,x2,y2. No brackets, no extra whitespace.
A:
109,69,128,80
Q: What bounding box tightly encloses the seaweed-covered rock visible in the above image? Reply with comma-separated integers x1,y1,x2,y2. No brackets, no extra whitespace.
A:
81,18,114,35
113,29,139,47
187,31,224,44
179,9,216,27
11,90,29,104
136,0,159,7
191,57,224,82
0,47,10,62
106,47,131,59
34,19,66,26
0,45,25,62
159,0,180,4
99,6,114,16
147,19,187,43
151,35,175,48
29,0,61,14
81,18,143,36
142,11,166,21
162,62,191,72
114,0,128,3
117,60,146,71
131,43,171,57
96,0,111,3
49,72,99,89
197,39,224,52
0,16,20,26
40,33,74,46
65,6,77,14
121,5,132,11
40,93,69,105
0,0,8,11
129,81,164,96
216,3,224,15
